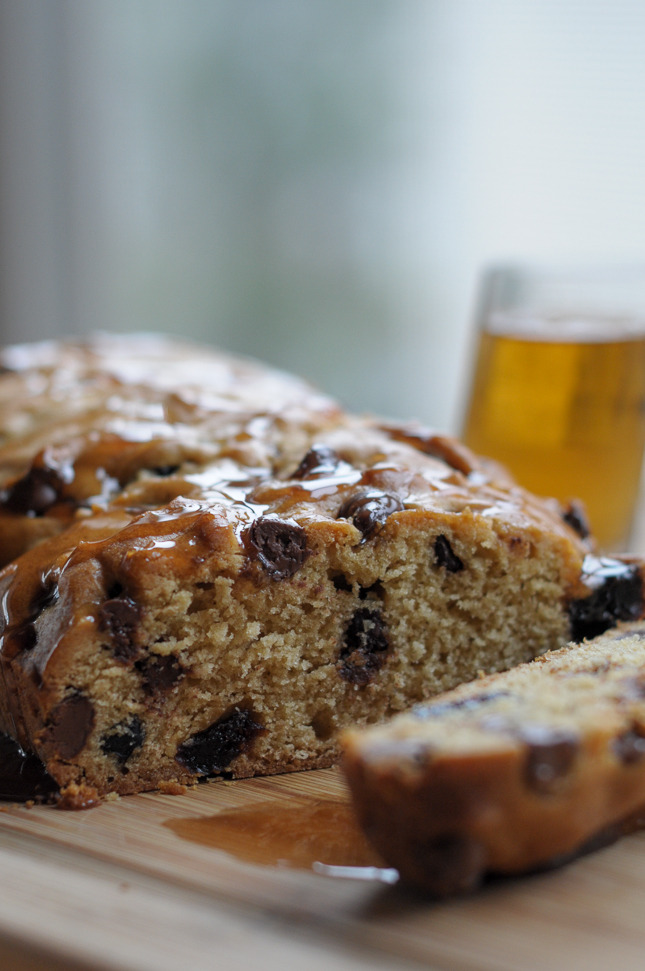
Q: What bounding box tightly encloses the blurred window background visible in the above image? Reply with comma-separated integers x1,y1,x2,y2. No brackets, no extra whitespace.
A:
1,0,645,432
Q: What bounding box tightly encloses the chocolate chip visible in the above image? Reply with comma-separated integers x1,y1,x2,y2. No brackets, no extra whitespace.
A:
412,834,486,897
414,691,510,720
331,573,353,593
101,716,146,766
338,607,390,685
569,556,643,641
247,516,310,579
337,490,404,541
0,732,58,803
139,654,184,698
477,718,579,793
358,580,384,601
521,725,579,793
44,694,95,761
562,500,591,540
613,725,645,764
175,706,265,775
292,445,340,479
98,595,142,663
152,465,180,477
2,466,64,516
434,535,464,573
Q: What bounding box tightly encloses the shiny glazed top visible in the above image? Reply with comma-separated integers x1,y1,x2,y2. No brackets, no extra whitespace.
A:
0,334,587,533
0,334,592,681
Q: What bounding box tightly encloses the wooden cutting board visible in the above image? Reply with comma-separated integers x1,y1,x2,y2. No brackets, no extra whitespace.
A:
1,764,645,971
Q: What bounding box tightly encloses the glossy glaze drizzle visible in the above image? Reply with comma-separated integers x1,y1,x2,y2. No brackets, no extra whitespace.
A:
164,796,396,881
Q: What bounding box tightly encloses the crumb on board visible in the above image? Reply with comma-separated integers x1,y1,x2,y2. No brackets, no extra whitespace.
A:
158,781,188,796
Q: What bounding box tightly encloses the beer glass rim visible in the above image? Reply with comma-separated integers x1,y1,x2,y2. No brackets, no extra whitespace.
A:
476,261,645,334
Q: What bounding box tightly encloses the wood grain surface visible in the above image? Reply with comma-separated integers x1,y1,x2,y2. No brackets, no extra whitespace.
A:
1,764,645,971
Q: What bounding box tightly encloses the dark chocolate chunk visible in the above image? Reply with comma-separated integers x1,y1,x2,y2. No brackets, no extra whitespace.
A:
477,718,579,793
331,573,353,593
292,445,340,479
2,465,64,517
152,465,180,477
613,725,645,764
358,580,385,601
139,654,184,698
562,500,591,540
434,535,465,573
0,732,58,803
338,607,390,685
414,691,510,720
175,706,265,775
412,834,486,897
248,516,310,579
337,490,404,541
44,693,95,761
98,595,142,663
101,716,146,766
569,555,643,641
520,725,579,793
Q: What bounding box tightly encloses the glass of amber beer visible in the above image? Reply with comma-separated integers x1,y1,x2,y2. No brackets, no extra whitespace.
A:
461,264,645,551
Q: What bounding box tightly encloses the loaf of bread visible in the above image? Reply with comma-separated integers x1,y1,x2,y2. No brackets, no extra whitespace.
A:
342,622,645,896
0,334,641,807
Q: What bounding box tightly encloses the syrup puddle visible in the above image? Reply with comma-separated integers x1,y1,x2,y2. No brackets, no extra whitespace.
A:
165,798,398,885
